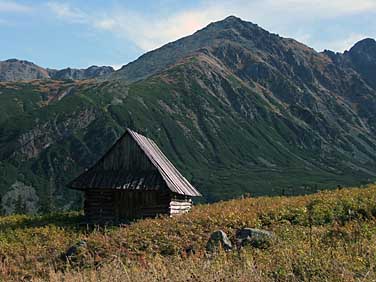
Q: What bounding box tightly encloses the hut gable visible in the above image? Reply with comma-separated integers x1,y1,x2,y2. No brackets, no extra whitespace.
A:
69,129,201,197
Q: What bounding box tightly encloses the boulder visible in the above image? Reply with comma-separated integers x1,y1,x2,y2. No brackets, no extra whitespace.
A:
206,230,232,252
236,228,273,249
64,240,87,260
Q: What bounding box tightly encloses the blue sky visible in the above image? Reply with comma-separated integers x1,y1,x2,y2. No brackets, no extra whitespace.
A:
0,0,375,69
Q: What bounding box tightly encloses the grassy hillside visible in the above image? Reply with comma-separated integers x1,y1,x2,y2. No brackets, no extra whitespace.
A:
1,184,376,281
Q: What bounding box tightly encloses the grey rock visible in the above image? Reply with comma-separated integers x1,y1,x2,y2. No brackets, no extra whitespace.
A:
17,108,97,160
48,65,114,80
236,228,273,249
64,240,87,259
1,181,40,215
346,38,376,88
0,59,114,82
206,230,232,252
0,59,50,81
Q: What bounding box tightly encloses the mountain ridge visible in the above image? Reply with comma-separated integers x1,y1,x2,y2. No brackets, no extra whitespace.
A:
110,16,374,85
0,59,114,81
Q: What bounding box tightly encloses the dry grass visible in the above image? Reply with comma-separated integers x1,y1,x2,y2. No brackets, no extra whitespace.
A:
1,185,376,281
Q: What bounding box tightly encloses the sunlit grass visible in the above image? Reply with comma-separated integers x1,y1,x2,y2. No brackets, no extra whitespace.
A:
1,184,376,281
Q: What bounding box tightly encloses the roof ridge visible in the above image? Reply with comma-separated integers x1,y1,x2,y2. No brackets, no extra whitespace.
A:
127,129,201,197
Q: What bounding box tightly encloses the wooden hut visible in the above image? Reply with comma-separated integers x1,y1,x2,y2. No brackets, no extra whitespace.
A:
68,128,201,224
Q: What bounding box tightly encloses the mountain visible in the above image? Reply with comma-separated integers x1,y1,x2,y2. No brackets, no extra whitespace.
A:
111,16,268,82
0,59,50,81
47,66,114,80
1,16,376,214
0,59,114,81
346,38,376,88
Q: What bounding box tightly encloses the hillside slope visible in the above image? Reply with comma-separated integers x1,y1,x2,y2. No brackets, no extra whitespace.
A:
1,16,376,213
1,185,376,281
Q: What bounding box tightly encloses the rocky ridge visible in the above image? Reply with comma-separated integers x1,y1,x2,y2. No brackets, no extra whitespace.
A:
0,59,114,81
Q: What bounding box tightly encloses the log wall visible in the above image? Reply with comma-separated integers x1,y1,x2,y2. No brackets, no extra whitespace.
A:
84,189,115,224
170,194,192,215
84,190,192,224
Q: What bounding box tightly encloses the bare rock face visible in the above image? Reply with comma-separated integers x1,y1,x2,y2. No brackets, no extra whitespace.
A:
0,59,114,81
1,181,40,215
48,66,114,80
346,38,376,88
0,59,50,81
16,108,97,160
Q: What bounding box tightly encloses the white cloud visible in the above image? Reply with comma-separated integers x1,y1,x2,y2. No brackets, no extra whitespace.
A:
110,64,123,70
47,0,376,52
263,0,376,17
321,33,369,52
46,2,87,24
91,0,376,51
0,1,32,13
94,18,116,30
93,7,227,50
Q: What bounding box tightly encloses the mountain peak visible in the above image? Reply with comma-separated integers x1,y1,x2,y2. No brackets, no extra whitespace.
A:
206,15,259,32
5,58,37,65
346,38,376,88
349,38,376,54
355,38,376,45
0,59,50,81
111,16,275,82
222,15,243,22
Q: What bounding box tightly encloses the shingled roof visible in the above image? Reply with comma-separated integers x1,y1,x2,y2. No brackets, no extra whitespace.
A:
69,128,201,197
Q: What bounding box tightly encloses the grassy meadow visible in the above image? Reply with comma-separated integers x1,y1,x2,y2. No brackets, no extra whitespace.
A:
1,185,376,281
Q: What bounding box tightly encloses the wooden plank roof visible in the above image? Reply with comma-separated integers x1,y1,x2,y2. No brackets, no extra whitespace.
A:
69,128,201,197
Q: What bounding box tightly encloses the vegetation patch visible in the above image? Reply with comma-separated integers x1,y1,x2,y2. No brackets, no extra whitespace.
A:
1,185,376,281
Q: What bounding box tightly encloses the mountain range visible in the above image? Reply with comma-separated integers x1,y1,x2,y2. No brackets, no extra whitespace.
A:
0,59,114,81
1,16,376,214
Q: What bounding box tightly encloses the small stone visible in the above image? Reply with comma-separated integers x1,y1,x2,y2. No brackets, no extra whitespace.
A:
64,240,87,259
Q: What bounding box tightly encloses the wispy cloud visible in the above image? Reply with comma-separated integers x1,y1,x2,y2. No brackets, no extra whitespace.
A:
93,8,226,50
47,0,376,52
0,1,32,13
263,0,376,18
46,2,87,24
321,33,369,52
